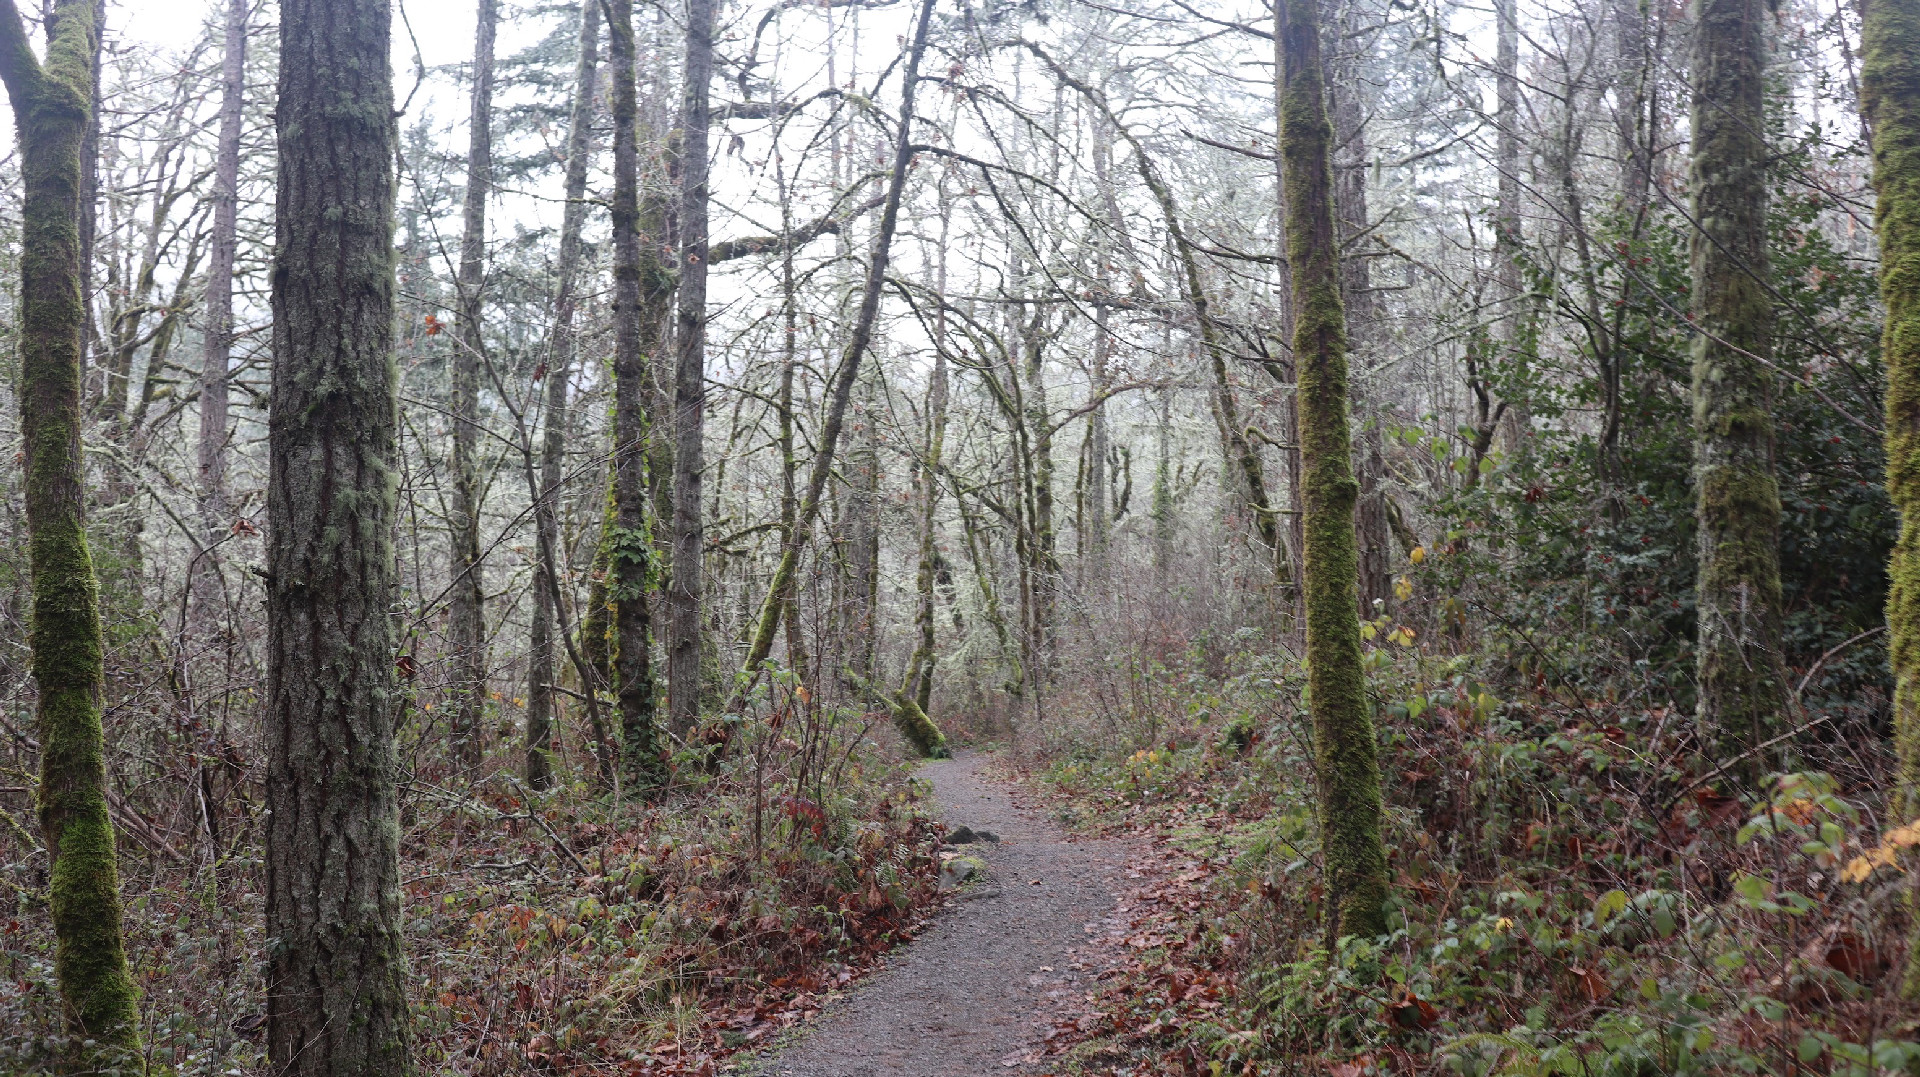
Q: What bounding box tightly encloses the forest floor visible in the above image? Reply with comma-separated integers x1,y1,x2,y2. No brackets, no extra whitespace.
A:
738,750,1147,1076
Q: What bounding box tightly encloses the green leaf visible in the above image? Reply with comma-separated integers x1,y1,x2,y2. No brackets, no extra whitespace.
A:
1593,889,1629,925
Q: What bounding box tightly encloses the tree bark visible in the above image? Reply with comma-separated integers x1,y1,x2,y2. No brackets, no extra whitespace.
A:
1689,0,1785,770
1278,0,1391,941
1861,0,1920,994
528,0,600,790
608,0,672,793
668,0,717,734
1326,3,1391,618
190,0,245,657
0,0,141,1058
264,0,413,1068
450,0,498,771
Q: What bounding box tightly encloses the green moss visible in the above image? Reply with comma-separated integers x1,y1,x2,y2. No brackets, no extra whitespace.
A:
1861,0,1920,997
1688,0,1786,769
887,691,950,759
1278,0,1392,943
2,0,143,1058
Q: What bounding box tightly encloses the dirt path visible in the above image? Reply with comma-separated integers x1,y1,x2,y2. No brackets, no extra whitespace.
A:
742,750,1134,1076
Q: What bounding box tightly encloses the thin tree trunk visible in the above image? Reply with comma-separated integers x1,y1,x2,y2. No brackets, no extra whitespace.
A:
732,0,939,731
607,0,671,793
1152,381,1174,585
191,0,244,658
264,0,413,1067
0,0,141,1058
1495,0,1529,450
1278,0,1391,941
903,186,954,714
843,383,881,689
1862,0,1920,997
1689,0,1785,771
527,0,600,791
449,0,498,771
1326,4,1391,618
668,0,716,734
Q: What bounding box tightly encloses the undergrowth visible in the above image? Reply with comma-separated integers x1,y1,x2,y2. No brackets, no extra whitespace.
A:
0,674,942,1076
1028,633,1920,1076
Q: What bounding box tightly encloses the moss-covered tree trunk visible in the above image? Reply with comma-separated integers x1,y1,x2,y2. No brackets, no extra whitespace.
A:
1689,0,1785,769
1277,0,1392,942
527,0,600,791
449,0,498,772
0,0,142,1059
264,0,413,1069
607,0,671,794
1862,0,1920,998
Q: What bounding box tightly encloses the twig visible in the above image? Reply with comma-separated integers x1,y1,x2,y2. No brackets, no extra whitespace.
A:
1792,625,1886,704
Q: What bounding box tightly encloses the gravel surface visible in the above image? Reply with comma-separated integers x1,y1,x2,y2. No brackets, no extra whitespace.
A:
742,750,1133,1076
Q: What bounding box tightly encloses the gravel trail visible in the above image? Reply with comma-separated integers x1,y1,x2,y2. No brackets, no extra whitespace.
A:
744,750,1133,1077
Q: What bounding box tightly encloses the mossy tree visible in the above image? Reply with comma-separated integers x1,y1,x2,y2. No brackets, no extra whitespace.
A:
607,0,672,794
1276,0,1393,941
1862,0,1920,997
264,0,413,1069
1688,0,1786,768
0,0,142,1060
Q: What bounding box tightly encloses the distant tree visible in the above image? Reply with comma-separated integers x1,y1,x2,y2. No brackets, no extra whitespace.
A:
450,0,499,772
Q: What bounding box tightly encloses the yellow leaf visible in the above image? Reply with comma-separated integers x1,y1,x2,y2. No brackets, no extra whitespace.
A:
1394,575,1414,601
1410,546,1426,564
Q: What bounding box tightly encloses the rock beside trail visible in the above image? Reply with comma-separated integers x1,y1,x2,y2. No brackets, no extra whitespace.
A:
938,855,985,890
945,826,999,845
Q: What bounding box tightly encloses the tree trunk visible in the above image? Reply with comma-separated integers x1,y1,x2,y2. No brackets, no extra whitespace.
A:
528,0,600,791
1862,0,1920,996
1326,4,1392,618
608,0,671,794
1689,0,1785,770
449,0,498,771
1495,0,1529,451
668,0,716,734
842,384,882,690
264,0,413,1068
0,0,141,1058
190,0,245,657
904,188,954,714
733,0,940,738
1278,0,1392,941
